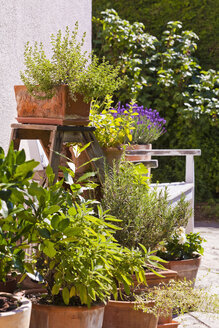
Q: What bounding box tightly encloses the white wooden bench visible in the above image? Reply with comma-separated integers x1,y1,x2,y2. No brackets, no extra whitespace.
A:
125,149,201,232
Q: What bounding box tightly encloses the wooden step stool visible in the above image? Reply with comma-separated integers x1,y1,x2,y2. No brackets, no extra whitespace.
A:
10,124,105,184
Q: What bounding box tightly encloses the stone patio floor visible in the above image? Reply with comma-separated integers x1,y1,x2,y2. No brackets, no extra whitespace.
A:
177,220,219,328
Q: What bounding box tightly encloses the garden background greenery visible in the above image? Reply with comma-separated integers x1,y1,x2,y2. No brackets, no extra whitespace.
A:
92,0,219,212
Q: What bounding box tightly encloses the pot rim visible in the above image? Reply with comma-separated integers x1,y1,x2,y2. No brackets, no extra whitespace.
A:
0,293,31,317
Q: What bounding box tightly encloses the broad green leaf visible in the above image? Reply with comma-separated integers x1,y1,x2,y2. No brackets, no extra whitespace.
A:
62,287,70,305
43,241,57,258
52,284,60,295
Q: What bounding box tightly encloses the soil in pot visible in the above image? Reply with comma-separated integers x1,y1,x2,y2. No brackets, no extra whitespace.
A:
0,292,32,328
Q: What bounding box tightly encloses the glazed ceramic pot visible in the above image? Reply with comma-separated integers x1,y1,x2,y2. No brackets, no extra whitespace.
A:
0,293,32,328
29,303,104,328
102,300,158,328
14,85,90,126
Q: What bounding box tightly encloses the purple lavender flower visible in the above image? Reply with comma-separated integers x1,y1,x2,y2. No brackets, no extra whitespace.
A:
110,102,166,144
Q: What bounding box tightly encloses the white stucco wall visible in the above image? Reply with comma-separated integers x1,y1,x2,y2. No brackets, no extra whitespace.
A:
0,0,92,152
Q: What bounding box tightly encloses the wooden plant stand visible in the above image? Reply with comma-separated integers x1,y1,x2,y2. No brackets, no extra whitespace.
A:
10,124,105,184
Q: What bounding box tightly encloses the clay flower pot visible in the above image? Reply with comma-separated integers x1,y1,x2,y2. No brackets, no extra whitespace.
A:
29,303,104,328
0,293,32,328
102,147,124,167
125,144,152,162
157,320,179,327
163,257,201,285
14,85,90,126
102,300,158,328
132,269,178,288
0,276,17,293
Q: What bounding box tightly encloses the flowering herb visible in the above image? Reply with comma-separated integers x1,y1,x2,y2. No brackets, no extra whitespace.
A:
89,96,137,148
111,102,166,144
156,227,205,261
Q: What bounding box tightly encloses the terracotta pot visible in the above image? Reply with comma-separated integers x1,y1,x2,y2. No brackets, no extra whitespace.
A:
125,144,152,162
157,320,179,327
132,269,178,288
102,300,158,328
0,293,32,328
0,277,17,293
29,303,104,328
125,144,152,175
14,85,90,126
163,257,201,285
102,147,124,167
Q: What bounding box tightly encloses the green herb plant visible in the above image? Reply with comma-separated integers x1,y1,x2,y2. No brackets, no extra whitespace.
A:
89,95,137,148
135,279,219,319
101,161,191,250
20,22,124,102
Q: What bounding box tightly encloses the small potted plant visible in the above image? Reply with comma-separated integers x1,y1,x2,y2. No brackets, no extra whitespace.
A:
15,23,123,126
135,279,219,327
89,96,135,165
156,227,205,285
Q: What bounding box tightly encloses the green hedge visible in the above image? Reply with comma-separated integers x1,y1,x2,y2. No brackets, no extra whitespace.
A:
92,9,219,201
93,0,219,70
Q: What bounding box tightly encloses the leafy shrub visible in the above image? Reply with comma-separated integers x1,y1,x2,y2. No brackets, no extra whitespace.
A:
93,0,219,70
101,161,190,250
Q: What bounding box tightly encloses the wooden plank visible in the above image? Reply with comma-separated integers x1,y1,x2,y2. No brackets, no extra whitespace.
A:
125,159,158,168
125,149,201,156
11,123,57,131
49,130,64,183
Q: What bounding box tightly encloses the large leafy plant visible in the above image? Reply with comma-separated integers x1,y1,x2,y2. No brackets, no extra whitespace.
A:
0,143,39,281
15,164,161,306
20,23,124,102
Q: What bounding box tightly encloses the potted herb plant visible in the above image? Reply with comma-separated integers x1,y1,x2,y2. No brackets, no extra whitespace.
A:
89,96,135,165
12,164,151,328
156,227,205,285
15,23,123,126
135,279,219,327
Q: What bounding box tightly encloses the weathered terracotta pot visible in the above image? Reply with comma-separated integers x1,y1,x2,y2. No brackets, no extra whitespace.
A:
125,144,152,162
14,85,90,126
163,257,201,285
0,293,32,328
132,269,178,288
29,303,104,328
102,147,124,167
157,320,179,328
125,144,152,175
102,300,158,328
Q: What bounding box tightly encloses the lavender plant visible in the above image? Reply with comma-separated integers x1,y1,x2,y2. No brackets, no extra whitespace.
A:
111,102,166,144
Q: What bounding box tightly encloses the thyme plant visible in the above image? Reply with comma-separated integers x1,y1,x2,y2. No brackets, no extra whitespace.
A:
20,23,124,102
